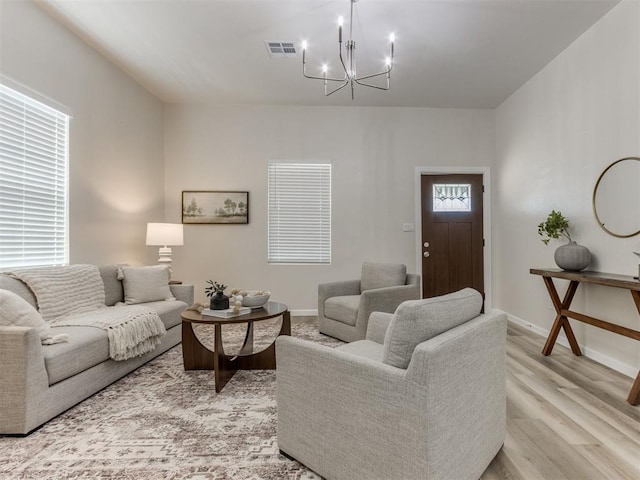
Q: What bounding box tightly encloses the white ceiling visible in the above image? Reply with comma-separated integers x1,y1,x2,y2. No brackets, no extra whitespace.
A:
39,0,620,108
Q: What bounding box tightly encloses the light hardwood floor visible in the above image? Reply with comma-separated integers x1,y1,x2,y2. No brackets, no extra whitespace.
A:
481,321,640,480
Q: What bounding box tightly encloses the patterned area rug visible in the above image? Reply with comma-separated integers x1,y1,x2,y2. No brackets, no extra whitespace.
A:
0,318,343,480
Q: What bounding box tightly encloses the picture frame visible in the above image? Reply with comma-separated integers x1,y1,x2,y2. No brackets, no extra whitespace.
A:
182,191,249,224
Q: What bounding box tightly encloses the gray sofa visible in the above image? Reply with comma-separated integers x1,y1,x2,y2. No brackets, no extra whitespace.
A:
278,288,507,480
0,265,193,435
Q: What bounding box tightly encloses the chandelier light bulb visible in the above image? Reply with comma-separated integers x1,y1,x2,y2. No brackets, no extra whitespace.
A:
385,57,391,67
302,40,308,51
322,64,328,73
389,32,395,43
338,16,344,27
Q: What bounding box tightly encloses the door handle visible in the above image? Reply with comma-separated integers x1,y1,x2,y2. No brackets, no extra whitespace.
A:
423,251,430,258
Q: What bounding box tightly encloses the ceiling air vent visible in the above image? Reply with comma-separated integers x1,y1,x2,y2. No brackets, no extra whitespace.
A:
266,41,298,58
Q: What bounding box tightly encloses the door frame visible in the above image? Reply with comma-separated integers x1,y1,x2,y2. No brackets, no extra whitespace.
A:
414,166,492,312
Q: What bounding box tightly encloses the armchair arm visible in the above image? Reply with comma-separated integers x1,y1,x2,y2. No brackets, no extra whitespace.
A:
318,279,361,299
276,336,427,479
365,312,394,344
318,279,361,318
170,284,194,305
359,283,420,317
405,312,507,480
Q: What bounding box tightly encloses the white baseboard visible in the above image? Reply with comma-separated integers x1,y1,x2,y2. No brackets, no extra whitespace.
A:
290,309,318,317
507,313,637,379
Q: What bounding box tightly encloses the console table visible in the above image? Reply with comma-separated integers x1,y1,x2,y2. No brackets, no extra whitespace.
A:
530,268,640,405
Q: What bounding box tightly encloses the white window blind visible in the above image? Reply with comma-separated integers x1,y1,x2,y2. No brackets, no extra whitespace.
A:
0,84,69,269
268,162,331,264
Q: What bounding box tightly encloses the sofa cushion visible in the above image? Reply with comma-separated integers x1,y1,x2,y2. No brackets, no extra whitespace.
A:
360,262,406,292
324,295,360,326
144,300,188,330
99,265,124,306
382,288,483,369
120,266,175,305
0,289,68,345
42,326,109,385
337,339,384,362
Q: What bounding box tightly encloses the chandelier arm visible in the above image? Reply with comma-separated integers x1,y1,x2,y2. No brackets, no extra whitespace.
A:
303,64,347,82
304,73,350,82
325,80,350,96
353,78,390,91
354,68,391,82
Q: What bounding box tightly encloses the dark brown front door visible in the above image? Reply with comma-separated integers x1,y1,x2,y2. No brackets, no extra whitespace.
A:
421,174,484,298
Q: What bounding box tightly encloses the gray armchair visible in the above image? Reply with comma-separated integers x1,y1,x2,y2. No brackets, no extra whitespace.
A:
277,288,507,480
318,261,420,342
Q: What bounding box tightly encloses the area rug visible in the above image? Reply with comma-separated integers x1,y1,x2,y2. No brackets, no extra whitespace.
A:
0,318,342,480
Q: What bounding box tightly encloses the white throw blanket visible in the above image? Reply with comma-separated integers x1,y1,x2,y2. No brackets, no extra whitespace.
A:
9,265,166,361
51,305,166,361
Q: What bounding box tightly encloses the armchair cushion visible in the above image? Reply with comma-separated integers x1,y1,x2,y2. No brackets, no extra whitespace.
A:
382,288,482,368
336,340,384,362
360,262,406,292
324,295,360,326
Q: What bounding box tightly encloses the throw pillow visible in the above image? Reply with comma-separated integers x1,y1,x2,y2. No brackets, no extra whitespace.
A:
360,262,407,291
119,265,175,305
382,288,483,369
99,265,125,306
0,289,68,345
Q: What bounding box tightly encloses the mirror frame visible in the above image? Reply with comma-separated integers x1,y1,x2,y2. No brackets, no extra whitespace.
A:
592,156,640,238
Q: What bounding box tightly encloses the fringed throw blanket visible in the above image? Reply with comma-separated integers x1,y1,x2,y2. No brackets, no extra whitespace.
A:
9,265,166,361
51,305,166,361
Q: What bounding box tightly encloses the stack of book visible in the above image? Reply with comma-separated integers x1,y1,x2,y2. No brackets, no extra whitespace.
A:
202,307,251,318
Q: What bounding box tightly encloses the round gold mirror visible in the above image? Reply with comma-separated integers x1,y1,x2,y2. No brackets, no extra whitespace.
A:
592,157,640,238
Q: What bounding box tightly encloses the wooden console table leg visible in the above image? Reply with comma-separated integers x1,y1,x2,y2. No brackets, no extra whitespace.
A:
628,372,640,406
542,278,582,356
626,291,640,405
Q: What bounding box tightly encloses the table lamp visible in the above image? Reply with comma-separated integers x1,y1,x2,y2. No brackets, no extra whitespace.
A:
146,223,184,271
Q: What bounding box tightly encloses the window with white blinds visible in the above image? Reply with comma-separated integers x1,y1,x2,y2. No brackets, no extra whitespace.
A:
0,84,69,269
268,162,331,264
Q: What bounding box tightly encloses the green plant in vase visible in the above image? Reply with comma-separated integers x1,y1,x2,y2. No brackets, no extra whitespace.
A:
537,210,572,245
205,280,229,310
537,210,591,271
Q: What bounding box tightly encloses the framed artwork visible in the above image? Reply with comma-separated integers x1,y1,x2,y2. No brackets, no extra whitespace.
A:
182,191,249,224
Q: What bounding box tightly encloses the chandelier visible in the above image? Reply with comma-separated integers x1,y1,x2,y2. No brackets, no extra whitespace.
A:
302,0,395,100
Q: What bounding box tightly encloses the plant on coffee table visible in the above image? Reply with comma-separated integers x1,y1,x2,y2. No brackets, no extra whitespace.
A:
205,280,229,310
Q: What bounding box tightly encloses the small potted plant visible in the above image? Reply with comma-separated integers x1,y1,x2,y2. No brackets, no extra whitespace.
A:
538,210,591,271
205,280,229,310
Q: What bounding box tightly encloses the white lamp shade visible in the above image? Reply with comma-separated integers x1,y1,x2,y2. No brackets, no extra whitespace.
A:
146,223,184,246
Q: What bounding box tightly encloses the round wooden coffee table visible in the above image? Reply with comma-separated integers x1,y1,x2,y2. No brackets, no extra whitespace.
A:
181,301,290,392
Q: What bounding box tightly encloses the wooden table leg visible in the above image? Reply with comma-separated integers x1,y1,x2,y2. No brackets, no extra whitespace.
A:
182,320,215,370
214,323,237,393
627,372,640,406
541,278,582,356
239,321,254,355
626,291,640,405
212,311,292,393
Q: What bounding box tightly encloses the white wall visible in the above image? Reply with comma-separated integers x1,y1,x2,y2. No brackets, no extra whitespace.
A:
164,105,495,308
495,0,640,375
0,0,165,266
